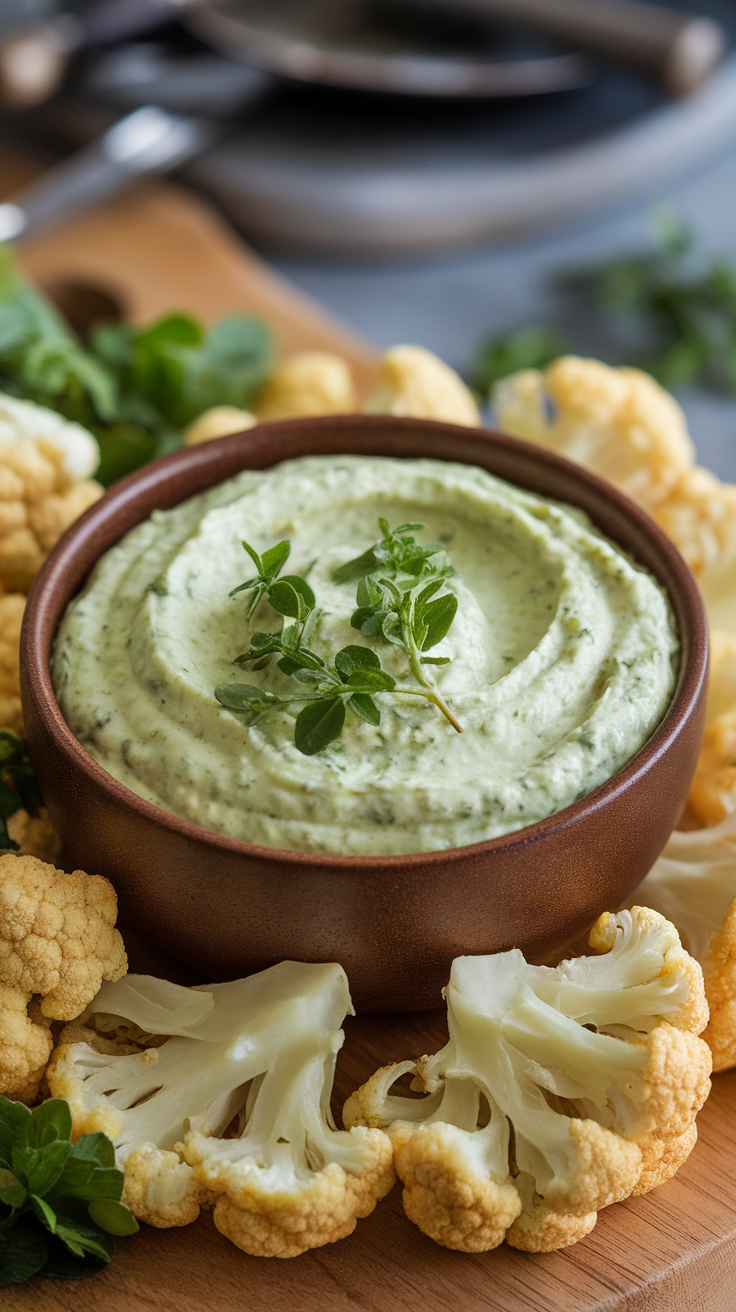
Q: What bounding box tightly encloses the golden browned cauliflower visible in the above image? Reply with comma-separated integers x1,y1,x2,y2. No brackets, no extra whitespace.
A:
690,710,736,827
0,587,24,733
345,908,710,1254
365,345,480,427
628,813,736,1072
254,351,357,421
0,440,102,592
48,964,394,1251
494,357,694,510
6,807,62,865
0,853,127,1102
184,405,257,446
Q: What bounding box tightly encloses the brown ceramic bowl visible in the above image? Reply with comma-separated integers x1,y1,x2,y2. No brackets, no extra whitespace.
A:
21,416,708,1011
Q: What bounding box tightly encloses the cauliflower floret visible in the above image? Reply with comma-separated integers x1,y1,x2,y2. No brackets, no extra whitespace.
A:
706,631,736,725
0,985,53,1102
344,908,710,1254
0,436,102,592
652,468,736,597
626,812,736,1071
0,393,99,480
6,807,62,864
254,351,356,421
184,405,257,446
0,853,127,1023
47,963,394,1251
690,709,736,826
494,357,694,510
0,588,25,732
365,345,480,427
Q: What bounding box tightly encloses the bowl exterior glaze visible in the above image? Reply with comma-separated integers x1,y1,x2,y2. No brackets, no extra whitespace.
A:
20,417,708,1011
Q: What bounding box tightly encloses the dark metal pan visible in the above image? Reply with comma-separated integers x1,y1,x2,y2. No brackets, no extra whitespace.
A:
186,0,592,98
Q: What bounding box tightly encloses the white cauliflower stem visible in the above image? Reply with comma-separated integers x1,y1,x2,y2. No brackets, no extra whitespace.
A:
344,908,710,1254
627,812,736,1072
47,962,394,1254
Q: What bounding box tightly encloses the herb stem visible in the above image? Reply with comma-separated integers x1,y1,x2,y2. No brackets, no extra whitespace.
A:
400,608,462,734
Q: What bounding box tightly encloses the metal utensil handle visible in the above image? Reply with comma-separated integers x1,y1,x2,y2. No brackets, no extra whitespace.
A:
0,106,215,245
425,0,726,94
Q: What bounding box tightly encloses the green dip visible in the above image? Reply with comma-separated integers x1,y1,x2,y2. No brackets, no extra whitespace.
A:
52,455,679,855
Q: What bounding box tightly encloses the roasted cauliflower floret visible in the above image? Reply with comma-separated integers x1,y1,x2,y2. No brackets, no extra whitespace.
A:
254,352,356,421
494,357,694,510
48,963,394,1252
0,587,24,732
0,984,53,1102
0,392,99,480
652,467,736,594
184,405,257,446
627,812,736,1071
5,807,62,864
0,425,102,592
0,853,127,1022
365,345,480,427
0,853,126,1102
344,908,710,1254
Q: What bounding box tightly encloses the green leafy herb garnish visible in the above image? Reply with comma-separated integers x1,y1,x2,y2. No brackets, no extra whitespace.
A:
0,733,41,853
215,521,462,756
0,1096,138,1286
0,247,274,486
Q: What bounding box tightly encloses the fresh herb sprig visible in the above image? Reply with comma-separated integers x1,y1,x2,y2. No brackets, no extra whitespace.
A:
0,1097,138,1287
0,247,274,486
215,522,462,755
0,733,42,853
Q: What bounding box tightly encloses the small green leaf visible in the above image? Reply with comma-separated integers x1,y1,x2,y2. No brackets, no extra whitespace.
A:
31,1195,57,1231
331,548,379,585
261,540,290,579
0,1183,25,1210
215,685,285,725
294,698,345,755
54,1219,113,1264
267,580,302,618
278,575,316,611
355,576,384,608
348,694,380,726
26,1100,72,1152
0,1225,47,1286
24,1141,71,1198
346,668,396,692
421,593,458,650
87,1198,139,1237
334,645,381,678
0,1100,30,1169
241,540,262,573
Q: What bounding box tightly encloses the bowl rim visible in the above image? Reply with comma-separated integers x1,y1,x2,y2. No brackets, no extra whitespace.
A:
21,414,709,873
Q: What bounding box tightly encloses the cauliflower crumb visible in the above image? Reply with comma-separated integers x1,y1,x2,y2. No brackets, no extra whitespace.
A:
365,345,480,427
494,356,694,509
254,351,356,421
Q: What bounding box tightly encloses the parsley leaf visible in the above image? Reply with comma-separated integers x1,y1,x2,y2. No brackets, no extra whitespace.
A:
0,1096,137,1288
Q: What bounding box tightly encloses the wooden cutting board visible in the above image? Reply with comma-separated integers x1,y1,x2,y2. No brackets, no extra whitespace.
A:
1,147,735,1311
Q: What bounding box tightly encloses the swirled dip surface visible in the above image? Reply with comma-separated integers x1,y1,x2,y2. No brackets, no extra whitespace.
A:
52,456,679,855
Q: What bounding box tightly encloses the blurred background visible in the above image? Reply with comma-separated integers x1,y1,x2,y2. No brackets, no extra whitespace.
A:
2,0,736,475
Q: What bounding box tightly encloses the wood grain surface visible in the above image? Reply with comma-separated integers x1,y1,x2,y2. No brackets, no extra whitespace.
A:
1,143,734,1309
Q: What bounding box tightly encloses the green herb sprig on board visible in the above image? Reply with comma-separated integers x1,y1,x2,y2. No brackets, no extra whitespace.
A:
0,1097,138,1287
215,521,461,756
0,247,274,486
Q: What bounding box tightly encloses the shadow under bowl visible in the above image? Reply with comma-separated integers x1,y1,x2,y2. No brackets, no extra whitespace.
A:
20,416,708,1011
